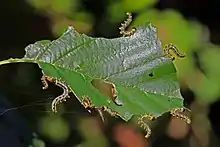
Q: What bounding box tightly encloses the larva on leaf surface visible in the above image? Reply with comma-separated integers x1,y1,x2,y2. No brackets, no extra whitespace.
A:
81,96,120,123
119,12,136,37
163,43,186,61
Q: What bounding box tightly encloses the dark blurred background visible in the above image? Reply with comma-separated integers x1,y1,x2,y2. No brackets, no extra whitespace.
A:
0,0,220,147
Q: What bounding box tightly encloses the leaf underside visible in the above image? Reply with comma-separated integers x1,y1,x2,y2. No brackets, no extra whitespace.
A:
0,24,183,121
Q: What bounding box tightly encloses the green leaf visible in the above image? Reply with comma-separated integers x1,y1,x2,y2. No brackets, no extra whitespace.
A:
0,24,183,121
122,0,157,12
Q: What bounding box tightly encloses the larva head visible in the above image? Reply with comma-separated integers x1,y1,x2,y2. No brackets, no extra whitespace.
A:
82,96,93,109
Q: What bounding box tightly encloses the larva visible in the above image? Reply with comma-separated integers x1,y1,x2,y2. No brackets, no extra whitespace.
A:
102,105,120,117
91,79,123,106
137,114,157,138
82,96,119,122
41,75,48,90
51,80,70,113
164,43,185,61
97,109,106,123
119,12,136,37
82,96,93,110
170,108,191,124
41,74,55,90
95,106,119,122
41,74,70,113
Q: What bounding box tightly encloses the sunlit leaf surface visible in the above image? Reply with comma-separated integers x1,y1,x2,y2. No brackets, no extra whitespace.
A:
0,24,183,120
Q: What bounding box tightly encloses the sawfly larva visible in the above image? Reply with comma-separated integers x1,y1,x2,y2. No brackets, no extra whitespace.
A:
137,113,157,138
41,74,70,113
170,108,191,124
164,43,185,61
119,12,136,37
82,96,119,122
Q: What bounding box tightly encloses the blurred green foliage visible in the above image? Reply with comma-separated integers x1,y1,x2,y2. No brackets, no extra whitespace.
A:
27,0,93,36
194,44,220,103
29,134,45,147
39,114,70,142
77,117,108,147
108,0,157,22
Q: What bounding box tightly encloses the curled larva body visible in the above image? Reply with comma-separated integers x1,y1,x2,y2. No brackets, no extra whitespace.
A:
137,114,157,138
41,74,70,113
119,12,136,37
170,108,191,124
138,120,151,138
51,80,70,113
41,75,48,90
41,74,56,89
164,43,185,61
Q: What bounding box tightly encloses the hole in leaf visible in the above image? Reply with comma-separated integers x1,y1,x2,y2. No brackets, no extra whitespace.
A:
148,72,154,77
91,79,123,106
